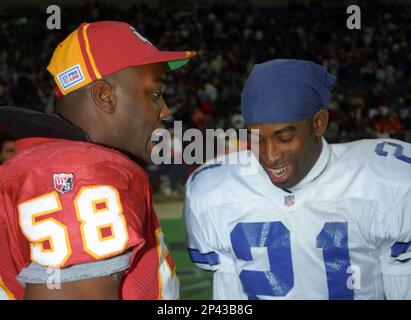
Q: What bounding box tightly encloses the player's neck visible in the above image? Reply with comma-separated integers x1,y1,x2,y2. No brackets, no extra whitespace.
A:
289,138,329,192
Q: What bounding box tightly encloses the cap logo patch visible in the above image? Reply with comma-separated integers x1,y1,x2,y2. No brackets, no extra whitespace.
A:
57,64,85,90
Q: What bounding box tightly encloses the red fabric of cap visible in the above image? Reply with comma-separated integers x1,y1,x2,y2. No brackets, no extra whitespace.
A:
87,21,187,77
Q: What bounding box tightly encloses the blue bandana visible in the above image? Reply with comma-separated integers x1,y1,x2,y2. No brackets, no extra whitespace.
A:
241,59,336,125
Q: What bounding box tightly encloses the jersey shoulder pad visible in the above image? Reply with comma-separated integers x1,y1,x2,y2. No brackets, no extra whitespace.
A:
331,138,411,185
4,139,148,183
186,150,253,193
330,139,411,208
1,141,149,268
366,138,411,186
186,150,258,212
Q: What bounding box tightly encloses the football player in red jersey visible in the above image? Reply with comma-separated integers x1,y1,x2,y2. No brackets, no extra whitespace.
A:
0,21,195,299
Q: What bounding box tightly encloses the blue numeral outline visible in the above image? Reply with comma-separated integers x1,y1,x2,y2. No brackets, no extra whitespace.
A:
316,222,354,300
230,222,293,299
230,221,354,299
375,142,411,164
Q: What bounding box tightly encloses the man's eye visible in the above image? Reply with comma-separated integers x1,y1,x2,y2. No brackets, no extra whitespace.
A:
152,91,162,101
279,136,294,143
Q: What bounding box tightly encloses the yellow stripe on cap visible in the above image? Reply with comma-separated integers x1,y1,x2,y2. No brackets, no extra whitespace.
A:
82,23,102,79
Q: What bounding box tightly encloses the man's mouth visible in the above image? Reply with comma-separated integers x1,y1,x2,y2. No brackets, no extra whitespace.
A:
266,164,293,184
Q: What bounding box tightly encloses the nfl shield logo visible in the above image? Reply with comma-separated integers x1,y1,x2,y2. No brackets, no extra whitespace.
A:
284,194,295,207
53,173,74,194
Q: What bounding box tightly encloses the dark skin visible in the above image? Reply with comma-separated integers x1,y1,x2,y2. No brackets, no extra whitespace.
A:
25,63,171,300
247,109,329,190
25,273,123,300
0,140,15,162
56,63,170,162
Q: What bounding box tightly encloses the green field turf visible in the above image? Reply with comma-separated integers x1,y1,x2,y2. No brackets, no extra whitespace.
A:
154,195,212,300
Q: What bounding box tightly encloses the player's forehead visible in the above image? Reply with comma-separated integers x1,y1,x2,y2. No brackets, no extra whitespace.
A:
122,63,166,84
246,119,308,136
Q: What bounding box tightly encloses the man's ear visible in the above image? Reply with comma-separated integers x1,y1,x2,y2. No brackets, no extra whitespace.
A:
313,109,329,138
90,79,116,114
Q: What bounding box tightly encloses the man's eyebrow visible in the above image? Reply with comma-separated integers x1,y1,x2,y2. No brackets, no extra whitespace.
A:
272,125,297,136
247,125,297,137
155,73,166,82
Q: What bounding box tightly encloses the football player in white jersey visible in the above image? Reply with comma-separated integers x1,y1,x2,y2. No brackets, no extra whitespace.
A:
184,59,411,300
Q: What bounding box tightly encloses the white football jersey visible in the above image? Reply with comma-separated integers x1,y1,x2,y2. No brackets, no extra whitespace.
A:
184,138,411,300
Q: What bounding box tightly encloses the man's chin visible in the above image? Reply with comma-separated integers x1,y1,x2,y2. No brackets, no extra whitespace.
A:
264,167,294,190
268,171,298,190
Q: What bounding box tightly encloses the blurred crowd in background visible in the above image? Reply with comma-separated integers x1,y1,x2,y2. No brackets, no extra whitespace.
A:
1,0,411,194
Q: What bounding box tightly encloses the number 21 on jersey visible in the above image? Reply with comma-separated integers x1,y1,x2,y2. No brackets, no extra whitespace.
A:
230,221,354,300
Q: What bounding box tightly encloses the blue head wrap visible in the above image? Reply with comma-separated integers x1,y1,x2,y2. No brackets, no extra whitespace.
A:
241,59,336,124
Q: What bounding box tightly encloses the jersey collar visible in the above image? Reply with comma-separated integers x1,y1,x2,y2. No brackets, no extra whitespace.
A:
15,137,71,154
0,106,90,142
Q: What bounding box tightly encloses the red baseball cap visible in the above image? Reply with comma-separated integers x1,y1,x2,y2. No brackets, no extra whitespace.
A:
47,21,196,97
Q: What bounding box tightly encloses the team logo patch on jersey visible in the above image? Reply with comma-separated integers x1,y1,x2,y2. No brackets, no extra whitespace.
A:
284,194,295,207
53,173,74,194
57,64,85,90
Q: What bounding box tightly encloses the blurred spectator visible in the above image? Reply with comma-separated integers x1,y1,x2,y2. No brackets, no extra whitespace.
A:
1,1,411,192
148,129,186,197
0,134,16,164
1,1,409,141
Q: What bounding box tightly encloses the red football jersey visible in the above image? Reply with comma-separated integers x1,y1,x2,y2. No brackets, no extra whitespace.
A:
0,137,178,300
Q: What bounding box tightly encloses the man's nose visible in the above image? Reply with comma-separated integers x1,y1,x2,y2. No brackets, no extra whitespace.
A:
159,97,171,120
